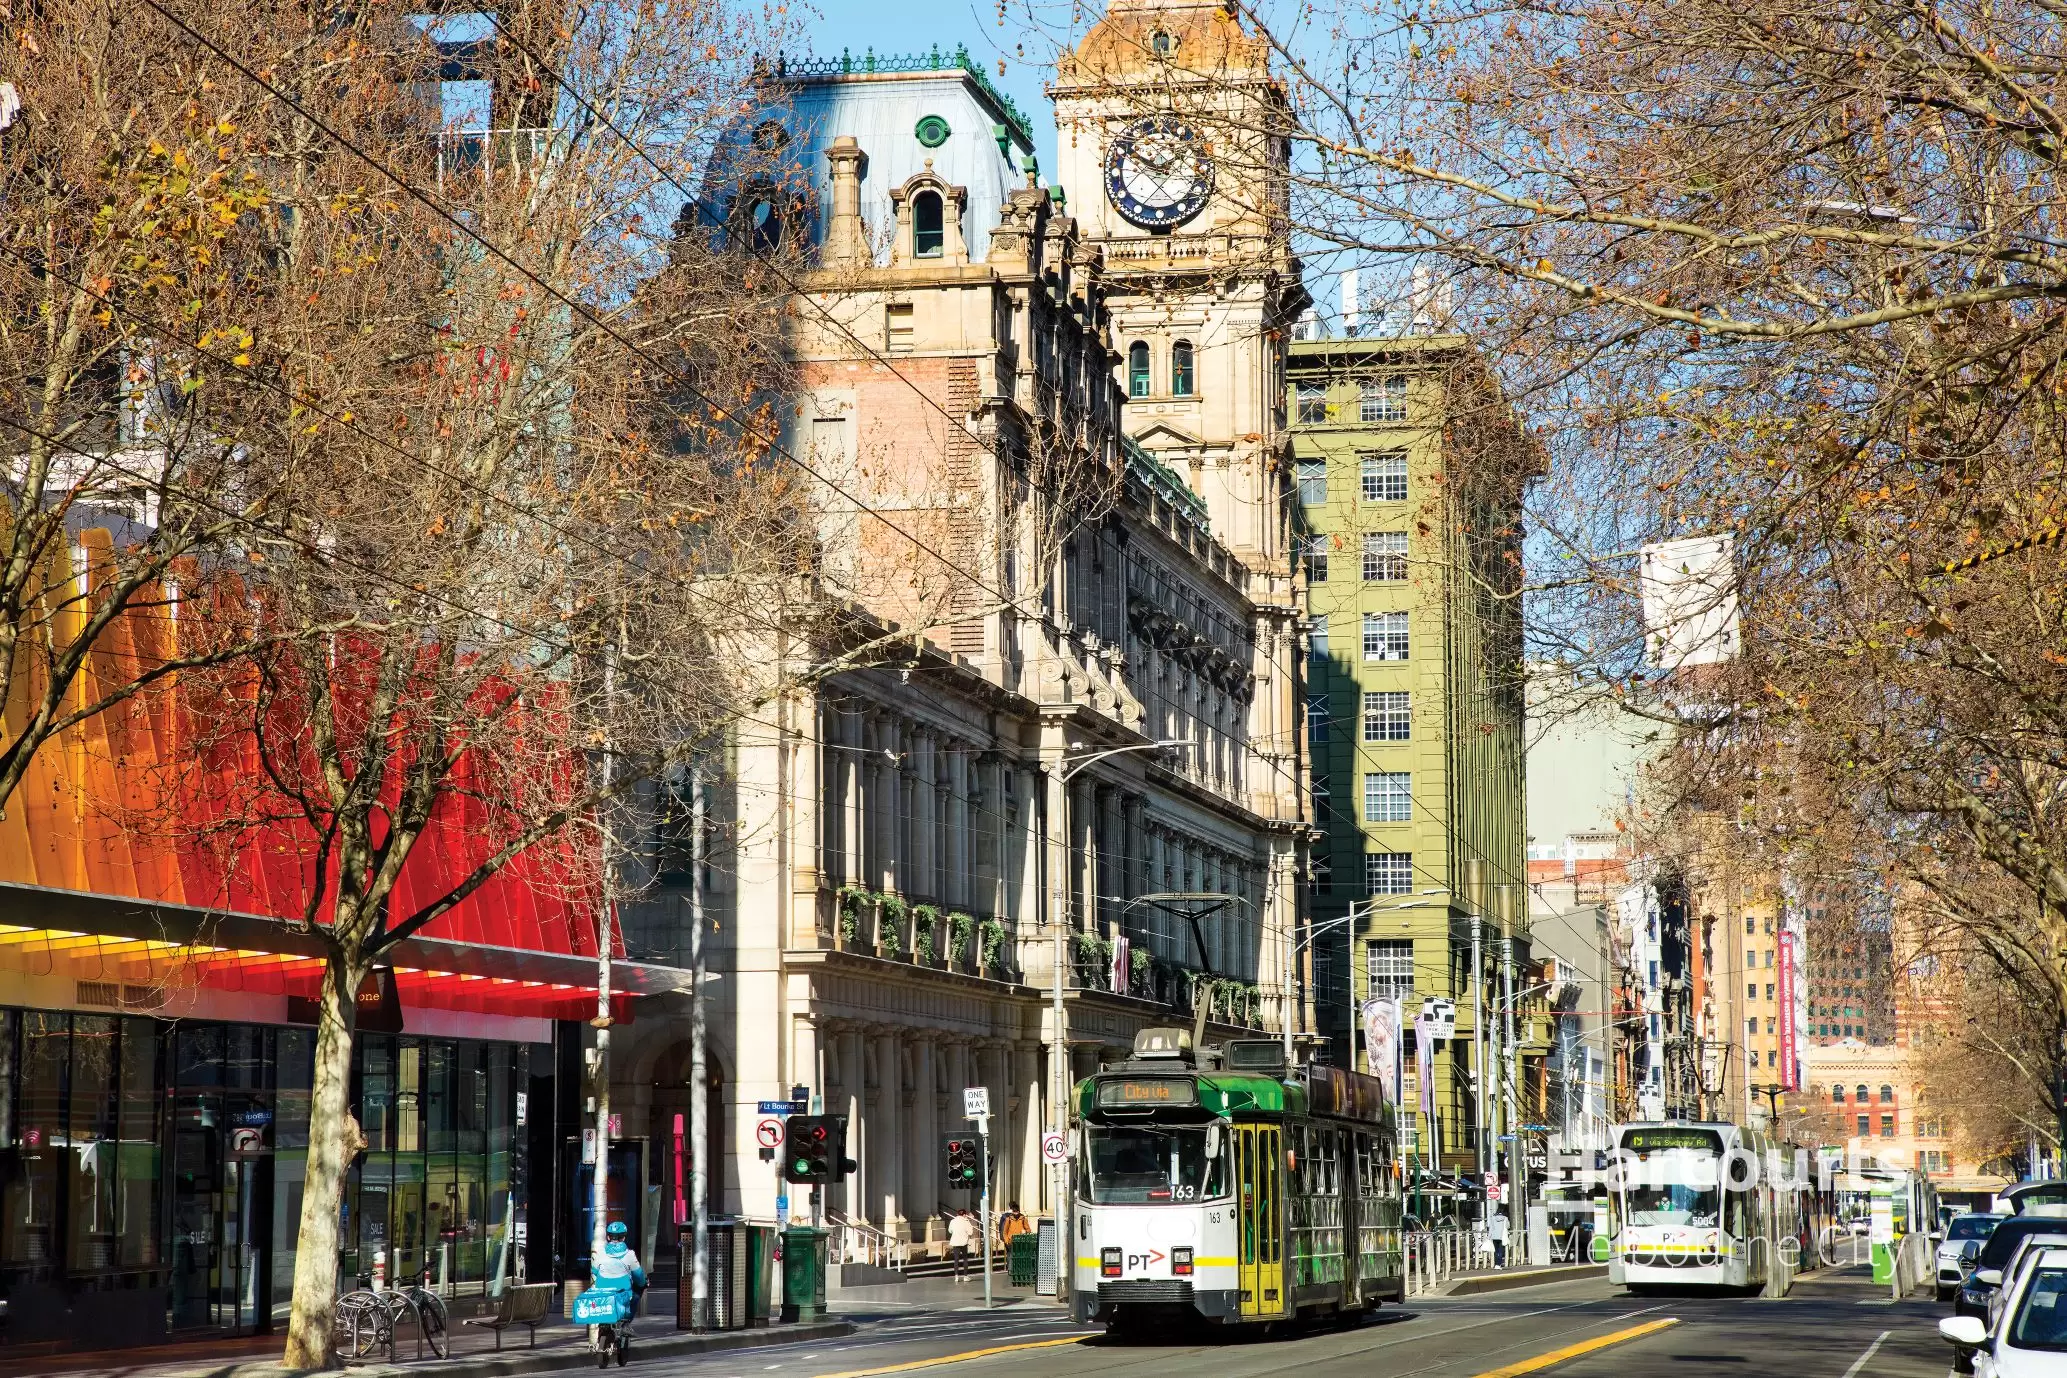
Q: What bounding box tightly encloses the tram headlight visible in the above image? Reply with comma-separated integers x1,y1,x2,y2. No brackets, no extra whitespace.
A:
1100,1247,1122,1278
1172,1247,1193,1276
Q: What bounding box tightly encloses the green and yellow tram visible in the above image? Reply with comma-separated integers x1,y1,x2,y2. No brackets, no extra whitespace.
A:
1071,1029,1405,1331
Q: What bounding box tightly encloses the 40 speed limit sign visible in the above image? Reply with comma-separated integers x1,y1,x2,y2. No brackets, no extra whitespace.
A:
1041,1131,1068,1164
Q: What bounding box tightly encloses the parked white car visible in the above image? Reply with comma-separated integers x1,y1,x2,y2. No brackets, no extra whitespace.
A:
1944,1216,2011,1302
1944,1246,2067,1376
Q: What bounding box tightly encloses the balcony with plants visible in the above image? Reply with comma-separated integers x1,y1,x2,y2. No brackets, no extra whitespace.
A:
1069,932,1265,1027
832,884,1017,982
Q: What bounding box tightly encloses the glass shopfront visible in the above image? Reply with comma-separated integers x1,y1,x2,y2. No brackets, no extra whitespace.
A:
0,1008,539,1348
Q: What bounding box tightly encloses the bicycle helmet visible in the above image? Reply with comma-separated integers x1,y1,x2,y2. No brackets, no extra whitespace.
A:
606,1220,629,1238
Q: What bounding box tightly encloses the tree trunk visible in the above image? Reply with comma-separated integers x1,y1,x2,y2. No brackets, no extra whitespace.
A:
283,954,366,1368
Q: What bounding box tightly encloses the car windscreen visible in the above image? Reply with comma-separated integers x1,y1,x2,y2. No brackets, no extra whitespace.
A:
2011,1267,2067,1351
1981,1222,2067,1271
1949,1216,2004,1242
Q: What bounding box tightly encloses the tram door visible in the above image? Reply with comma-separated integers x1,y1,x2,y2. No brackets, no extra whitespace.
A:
1236,1124,1284,1318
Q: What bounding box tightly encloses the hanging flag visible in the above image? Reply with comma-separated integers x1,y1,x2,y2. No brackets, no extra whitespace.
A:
1362,997,1402,1102
1417,1012,1437,1121
1112,935,1130,995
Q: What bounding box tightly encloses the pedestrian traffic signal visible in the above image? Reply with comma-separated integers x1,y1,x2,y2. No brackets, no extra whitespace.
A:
943,1135,981,1189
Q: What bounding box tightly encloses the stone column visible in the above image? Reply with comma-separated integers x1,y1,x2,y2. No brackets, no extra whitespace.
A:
945,747,971,912
1083,780,1099,933
869,1027,906,1235
908,1036,938,1241
879,719,904,897
911,732,936,903
838,1025,866,1222
841,704,866,887
1096,784,1122,938
1017,1043,1045,1215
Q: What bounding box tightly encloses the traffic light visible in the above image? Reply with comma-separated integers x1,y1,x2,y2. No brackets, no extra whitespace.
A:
783,1114,854,1184
943,1135,981,1190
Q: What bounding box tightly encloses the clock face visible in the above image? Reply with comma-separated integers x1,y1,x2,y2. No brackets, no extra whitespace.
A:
1104,116,1214,229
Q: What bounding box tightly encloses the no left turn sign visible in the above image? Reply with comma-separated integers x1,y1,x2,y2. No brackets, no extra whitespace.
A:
756,1118,784,1149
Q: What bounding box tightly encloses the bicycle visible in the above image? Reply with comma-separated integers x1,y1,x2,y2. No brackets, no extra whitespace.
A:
332,1271,450,1362
397,1274,450,1359
334,1289,391,1361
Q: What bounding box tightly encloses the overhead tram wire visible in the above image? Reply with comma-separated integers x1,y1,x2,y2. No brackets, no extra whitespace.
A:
132,0,1022,618
0,407,792,761
474,10,1034,463
0,243,822,655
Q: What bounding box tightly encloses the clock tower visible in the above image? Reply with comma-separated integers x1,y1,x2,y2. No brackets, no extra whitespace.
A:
1051,0,1305,569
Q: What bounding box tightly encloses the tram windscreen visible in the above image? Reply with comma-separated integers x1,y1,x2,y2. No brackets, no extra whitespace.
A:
1623,1181,1721,1228
1083,1125,1226,1205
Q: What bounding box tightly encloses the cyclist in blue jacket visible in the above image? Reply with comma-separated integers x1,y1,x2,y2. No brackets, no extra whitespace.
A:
594,1221,647,1300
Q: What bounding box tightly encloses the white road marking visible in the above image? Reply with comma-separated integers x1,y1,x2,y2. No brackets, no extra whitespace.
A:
1840,1329,1892,1378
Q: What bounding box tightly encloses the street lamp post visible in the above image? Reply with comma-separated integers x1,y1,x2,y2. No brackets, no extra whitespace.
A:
1043,737,1184,1299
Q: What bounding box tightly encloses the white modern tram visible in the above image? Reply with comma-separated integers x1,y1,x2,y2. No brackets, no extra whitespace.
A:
1607,1121,1808,1292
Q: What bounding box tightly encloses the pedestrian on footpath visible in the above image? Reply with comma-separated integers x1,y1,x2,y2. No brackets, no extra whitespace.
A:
1487,1209,1510,1269
999,1202,1031,1243
948,1209,979,1281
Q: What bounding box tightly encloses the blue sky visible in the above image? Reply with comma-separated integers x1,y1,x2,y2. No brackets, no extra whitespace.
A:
804,1,1064,174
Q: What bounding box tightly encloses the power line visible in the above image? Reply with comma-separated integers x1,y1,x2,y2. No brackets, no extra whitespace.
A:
0,242,821,654
133,0,1022,618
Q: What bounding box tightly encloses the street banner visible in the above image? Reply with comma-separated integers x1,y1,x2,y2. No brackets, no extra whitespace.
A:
1362,996,1401,1102
1416,1012,1437,1121
1111,935,1129,995
1776,925,1800,1091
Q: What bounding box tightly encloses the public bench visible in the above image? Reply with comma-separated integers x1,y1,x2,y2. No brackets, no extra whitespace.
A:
461,1282,556,1350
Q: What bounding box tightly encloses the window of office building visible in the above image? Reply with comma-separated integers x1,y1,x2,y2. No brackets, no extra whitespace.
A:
1359,376,1408,423
1362,531,1407,581
1303,534,1329,583
1129,342,1152,398
1296,460,1327,505
1307,694,1330,744
1363,771,1411,823
1359,451,1408,502
1366,939,1414,1001
1881,1113,1896,1138
1362,690,1410,742
1362,611,1409,661
1366,852,1412,895
1308,615,1329,664
1296,382,1326,423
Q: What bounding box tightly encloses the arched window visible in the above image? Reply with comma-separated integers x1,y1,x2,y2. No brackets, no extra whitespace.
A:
1856,1083,1870,1103
913,191,945,257
1831,1085,1844,1104
1171,340,1195,396
1128,341,1151,398
1880,1084,1895,1104
748,198,782,252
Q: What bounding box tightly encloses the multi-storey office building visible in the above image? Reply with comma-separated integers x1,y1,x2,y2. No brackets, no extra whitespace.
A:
1287,333,1533,1176
678,23,1312,1254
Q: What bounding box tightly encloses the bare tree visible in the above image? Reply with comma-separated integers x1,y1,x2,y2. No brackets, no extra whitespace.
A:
0,0,294,820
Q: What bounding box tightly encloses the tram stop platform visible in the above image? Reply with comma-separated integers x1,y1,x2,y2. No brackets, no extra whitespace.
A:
1425,1262,1610,1297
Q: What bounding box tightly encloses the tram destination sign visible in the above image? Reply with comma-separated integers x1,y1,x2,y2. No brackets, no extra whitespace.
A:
1621,1127,1723,1153
1097,1077,1198,1110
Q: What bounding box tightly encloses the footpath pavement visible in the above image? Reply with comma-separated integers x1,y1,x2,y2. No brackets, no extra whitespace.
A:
0,1272,1054,1378
0,1302,853,1378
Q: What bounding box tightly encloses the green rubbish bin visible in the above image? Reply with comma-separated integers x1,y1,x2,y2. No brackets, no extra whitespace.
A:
745,1225,775,1326
1007,1234,1038,1287
781,1225,828,1323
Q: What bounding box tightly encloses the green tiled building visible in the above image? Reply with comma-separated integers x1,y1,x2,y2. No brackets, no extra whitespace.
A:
1289,334,1534,1177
